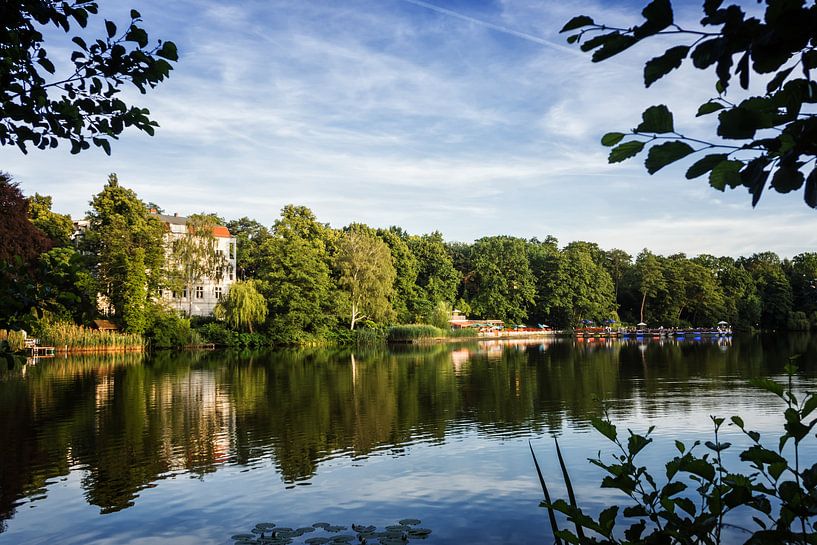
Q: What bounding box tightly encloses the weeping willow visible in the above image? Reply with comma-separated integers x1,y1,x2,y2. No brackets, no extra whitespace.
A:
214,280,268,333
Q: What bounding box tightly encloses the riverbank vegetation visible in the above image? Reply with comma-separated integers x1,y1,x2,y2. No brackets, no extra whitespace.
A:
1,172,816,349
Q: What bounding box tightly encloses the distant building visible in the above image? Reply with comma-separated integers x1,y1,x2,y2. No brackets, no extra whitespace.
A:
448,309,504,330
155,213,237,317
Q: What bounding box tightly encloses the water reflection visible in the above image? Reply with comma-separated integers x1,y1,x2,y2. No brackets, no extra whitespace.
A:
0,334,815,534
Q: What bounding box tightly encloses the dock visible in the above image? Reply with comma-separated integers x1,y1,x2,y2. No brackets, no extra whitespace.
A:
24,338,56,358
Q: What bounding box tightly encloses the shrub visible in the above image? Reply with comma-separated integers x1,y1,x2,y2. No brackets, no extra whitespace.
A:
532,364,817,545
146,309,192,349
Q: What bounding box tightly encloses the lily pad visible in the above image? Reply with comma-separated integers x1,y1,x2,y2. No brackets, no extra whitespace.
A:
399,519,421,526
304,538,329,545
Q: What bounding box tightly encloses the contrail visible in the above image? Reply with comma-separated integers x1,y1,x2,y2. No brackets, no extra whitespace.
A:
397,0,576,53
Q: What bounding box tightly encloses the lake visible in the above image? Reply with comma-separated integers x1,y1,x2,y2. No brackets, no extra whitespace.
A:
1,334,815,544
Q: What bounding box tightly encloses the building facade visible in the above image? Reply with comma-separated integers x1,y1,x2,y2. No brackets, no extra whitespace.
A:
157,213,237,317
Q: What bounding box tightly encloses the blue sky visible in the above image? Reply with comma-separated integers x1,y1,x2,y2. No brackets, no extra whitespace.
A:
3,0,815,257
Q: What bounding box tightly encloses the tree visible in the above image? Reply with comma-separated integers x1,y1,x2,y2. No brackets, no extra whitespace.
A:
84,173,164,332
27,193,74,246
377,227,419,324
635,249,665,323
563,0,817,207
214,280,268,333
603,249,632,305
335,229,396,329
469,236,536,324
786,252,817,315
166,213,227,317
408,232,459,319
36,246,96,324
225,217,271,280
540,242,616,328
0,172,52,262
1,1,178,154
258,205,335,339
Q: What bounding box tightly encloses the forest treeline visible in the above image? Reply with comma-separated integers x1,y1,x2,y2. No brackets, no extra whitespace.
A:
2,173,815,347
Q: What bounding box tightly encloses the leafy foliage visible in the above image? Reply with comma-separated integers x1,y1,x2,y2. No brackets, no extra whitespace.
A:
83,173,165,333
214,280,267,334
335,229,397,330
564,0,817,208
1,1,178,154
534,364,817,544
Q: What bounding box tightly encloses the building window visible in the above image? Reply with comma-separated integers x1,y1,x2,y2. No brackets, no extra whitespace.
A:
215,286,223,300
195,286,204,299
229,242,235,259
182,288,188,299
228,265,234,281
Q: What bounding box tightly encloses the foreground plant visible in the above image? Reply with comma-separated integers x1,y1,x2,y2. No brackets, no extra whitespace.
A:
532,363,817,544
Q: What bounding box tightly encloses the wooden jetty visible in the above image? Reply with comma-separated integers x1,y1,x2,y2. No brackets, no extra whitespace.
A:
25,338,56,357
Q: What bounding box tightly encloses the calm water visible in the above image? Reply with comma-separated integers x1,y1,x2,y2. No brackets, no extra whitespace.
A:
1,334,816,544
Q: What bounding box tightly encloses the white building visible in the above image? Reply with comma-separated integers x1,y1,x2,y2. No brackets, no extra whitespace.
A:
157,213,237,317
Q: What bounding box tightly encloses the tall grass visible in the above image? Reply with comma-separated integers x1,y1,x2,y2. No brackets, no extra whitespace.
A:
387,324,444,342
0,330,26,352
35,320,144,352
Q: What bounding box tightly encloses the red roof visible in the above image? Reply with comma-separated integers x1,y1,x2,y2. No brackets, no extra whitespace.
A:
212,226,231,238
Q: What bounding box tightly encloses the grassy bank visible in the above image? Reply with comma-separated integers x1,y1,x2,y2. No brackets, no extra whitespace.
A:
36,321,144,353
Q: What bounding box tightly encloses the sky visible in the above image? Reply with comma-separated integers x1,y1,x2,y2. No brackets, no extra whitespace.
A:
3,0,816,258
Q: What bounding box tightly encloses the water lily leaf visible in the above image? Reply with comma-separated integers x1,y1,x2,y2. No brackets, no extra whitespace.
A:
399,519,421,526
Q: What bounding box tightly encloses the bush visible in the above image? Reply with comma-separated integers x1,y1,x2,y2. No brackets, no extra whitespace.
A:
195,321,268,348
532,364,817,545
387,324,444,342
146,309,192,349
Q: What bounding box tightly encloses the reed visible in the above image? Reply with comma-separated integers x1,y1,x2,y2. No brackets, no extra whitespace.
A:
386,324,444,342
0,329,26,352
36,320,144,352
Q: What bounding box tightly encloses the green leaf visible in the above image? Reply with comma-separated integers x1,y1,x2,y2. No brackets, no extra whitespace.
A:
608,141,645,163
749,377,785,398
708,160,743,190
644,46,689,87
580,32,616,53
674,440,685,454
105,20,117,38
802,394,817,418
156,41,179,62
740,444,786,466
696,101,725,116
37,57,56,74
627,432,652,455
561,15,594,33
635,0,674,39
130,9,142,19
717,107,765,139
804,169,817,207
592,34,638,62
644,141,694,174
601,132,625,147
679,457,715,481
771,164,805,194
126,26,149,48
730,415,744,428
635,105,674,133
598,506,618,535
590,417,617,441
